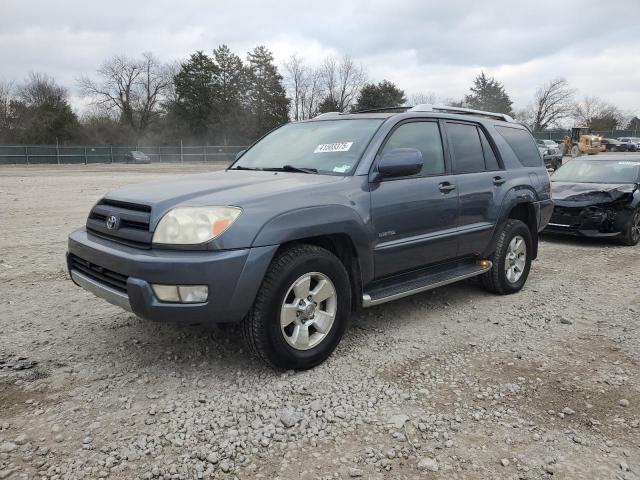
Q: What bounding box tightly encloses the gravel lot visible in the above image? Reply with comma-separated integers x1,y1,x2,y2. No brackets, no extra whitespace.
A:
1,164,639,480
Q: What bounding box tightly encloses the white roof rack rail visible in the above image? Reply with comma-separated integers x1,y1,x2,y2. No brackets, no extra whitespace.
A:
314,112,341,119
408,104,515,123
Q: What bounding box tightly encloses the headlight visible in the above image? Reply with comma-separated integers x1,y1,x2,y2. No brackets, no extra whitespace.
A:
152,206,242,245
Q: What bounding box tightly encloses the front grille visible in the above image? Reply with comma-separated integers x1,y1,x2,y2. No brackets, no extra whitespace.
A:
550,206,582,227
69,254,128,293
86,199,153,248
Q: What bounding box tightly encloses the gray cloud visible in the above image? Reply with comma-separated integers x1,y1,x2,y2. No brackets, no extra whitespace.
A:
1,0,639,113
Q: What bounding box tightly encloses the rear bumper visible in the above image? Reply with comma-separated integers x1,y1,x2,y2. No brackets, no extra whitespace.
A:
67,228,277,324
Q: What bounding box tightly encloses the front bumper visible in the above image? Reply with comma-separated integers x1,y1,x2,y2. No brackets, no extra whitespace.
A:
67,228,277,324
543,205,627,238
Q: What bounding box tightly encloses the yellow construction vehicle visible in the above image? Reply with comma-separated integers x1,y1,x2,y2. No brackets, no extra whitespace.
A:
562,127,605,157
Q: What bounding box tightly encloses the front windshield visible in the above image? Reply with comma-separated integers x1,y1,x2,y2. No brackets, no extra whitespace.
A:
232,119,383,175
552,160,640,184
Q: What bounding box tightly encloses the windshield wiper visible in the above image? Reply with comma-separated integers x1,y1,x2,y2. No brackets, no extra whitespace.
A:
232,165,263,171
264,165,318,174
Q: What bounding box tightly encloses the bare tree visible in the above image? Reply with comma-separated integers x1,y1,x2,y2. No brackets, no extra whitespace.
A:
302,68,323,119
18,72,67,106
0,80,14,140
79,52,171,133
528,78,575,131
573,95,623,130
283,54,307,121
408,92,439,106
320,55,366,112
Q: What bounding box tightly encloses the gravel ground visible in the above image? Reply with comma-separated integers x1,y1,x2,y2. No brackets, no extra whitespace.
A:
1,164,639,480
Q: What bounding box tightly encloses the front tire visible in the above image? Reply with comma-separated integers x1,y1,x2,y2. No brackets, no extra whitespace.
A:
621,208,640,246
242,244,351,370
481,219,533,295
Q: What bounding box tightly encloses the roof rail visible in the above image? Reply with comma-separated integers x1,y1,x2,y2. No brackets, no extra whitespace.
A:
352,106,411,114
408,104,516,123
314,112,341,119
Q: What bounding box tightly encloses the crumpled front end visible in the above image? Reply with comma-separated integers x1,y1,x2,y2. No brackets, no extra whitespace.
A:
545,182,637,238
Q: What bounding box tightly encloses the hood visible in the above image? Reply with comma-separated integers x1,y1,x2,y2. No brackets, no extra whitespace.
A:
552,182,636,207
103,169,350,222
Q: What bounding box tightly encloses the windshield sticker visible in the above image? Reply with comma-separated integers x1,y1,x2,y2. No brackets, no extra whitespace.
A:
617,161,640,166
314,142,353,153
332,164,351,173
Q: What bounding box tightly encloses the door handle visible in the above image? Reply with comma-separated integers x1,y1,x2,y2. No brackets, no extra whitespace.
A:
493,176,506,186
438,182,456,193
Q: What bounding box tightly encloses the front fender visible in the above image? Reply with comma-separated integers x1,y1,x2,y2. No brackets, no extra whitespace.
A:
251,205,374,284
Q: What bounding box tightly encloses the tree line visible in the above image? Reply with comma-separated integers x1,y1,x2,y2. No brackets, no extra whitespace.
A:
1,47,638,146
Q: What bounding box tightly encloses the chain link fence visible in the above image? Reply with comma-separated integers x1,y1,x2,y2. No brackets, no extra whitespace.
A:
0,144,247,165
532,129,640,142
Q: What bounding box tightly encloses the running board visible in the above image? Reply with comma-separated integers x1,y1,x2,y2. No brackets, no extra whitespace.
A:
362,261,492,308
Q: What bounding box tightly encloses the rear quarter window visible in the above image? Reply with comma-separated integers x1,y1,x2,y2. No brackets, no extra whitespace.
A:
495,126,542,167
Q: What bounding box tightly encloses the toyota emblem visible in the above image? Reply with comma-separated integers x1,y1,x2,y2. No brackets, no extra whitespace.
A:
106,215,119,230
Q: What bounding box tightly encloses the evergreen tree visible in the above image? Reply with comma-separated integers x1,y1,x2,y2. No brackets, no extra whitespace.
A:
464,72,513,115
211,45,246,143
172,51,219,138
316,96,340,114
245,46,290,138
352,80,406,112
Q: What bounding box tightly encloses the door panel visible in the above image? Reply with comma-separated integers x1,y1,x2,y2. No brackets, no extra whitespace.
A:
370,120,459,278
371,175,459,277
446,121,503,256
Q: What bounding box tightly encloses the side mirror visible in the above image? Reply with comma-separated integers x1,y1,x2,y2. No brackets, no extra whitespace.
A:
234,149,246,161
376,148,423,180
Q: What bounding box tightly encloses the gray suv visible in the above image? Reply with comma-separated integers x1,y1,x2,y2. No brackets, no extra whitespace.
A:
67,105,553,369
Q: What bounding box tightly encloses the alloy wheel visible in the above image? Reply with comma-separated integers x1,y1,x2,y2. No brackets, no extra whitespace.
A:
505,235,527,283
280,272,337,351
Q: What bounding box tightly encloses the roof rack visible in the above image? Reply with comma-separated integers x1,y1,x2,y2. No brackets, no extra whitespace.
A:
313,112,342,119
408,104,516,123
351,106,411,114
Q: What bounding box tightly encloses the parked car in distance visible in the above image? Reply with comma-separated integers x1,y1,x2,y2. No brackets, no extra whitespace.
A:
600,138,628,152
537,144,562,170
537,139,560,150
617,137,640,152
125,151,151,164
544,155,640,245
67,105,553,369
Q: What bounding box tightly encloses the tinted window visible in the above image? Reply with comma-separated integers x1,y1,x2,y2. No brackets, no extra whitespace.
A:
479,128,500,170
448,122,485,174
381,122,445,176
496,126,542,167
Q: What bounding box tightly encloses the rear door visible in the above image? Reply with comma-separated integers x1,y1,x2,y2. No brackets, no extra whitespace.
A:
445,121,505,257
370,120,459,278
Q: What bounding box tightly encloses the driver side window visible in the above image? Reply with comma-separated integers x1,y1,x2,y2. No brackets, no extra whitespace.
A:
381,122,445,176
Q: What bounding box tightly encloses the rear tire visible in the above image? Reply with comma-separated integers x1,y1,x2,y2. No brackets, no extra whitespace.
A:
481,219,533,295
621,208,640,246
241,244,351,370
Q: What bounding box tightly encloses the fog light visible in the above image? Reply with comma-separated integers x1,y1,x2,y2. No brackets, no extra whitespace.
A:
152,284,208,303
178,285,208,303
152,284,180,302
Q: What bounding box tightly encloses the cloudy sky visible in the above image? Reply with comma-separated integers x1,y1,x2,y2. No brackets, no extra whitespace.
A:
2,0,640,114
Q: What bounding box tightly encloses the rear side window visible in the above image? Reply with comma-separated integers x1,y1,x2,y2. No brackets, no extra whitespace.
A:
381,121,445,176
495,126,542,167
447,122,485,174
479,129,500,170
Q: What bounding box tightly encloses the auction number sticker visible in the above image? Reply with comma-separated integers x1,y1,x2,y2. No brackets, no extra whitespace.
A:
618,161,640,165
314,142,353,153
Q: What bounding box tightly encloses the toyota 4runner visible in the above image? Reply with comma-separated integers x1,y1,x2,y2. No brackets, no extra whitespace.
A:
67,105,553,369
